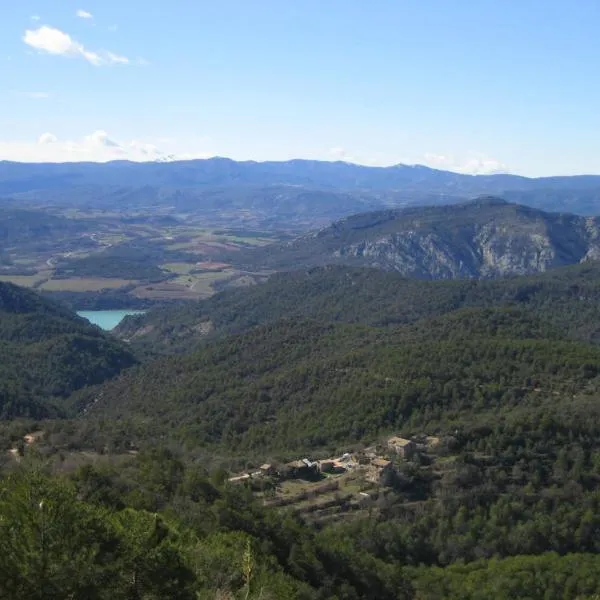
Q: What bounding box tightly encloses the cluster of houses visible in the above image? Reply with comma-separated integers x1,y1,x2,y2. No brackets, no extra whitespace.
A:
227,434,437,485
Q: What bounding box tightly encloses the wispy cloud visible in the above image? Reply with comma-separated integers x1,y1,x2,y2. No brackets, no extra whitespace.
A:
76,9,93,19
0,131,213,163
23,25,129,66
31,15,41,21
108,24,118,32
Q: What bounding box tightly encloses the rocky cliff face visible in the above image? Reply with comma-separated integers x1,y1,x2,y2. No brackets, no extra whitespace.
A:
239,198,600,278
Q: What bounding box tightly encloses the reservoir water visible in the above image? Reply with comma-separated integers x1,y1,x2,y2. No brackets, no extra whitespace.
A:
77,310,146,331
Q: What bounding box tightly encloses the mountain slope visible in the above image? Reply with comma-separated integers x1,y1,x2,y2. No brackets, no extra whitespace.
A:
233,198,600,276
77,312,600,456
116,261,600,355
0,282,137,418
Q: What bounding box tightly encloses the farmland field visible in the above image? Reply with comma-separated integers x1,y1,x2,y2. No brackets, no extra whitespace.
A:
39,278,137,292
0,206,284,304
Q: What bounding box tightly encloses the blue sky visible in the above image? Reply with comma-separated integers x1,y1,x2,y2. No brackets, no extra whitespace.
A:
1,1,600,175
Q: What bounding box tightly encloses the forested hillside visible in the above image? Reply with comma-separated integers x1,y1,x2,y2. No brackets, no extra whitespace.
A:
0,207,88,246
78,310,600,455
41,298,600,598
0,282,137,418
117,261,600,355
6,261,600,597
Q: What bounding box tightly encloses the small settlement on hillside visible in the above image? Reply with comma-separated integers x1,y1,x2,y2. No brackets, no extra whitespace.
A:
227,434,440,487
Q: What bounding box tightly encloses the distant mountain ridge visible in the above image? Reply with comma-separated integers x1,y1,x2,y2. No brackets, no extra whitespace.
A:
3,158,600,220
0,157,594,192
233,197,600,277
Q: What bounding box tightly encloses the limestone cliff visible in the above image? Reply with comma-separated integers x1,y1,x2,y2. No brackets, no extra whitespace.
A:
241,197,600,278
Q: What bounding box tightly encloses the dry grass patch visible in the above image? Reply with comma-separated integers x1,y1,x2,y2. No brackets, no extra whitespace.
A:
0,275,43,287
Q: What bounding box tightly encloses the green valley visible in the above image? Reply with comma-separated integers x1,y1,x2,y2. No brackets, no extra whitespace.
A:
5,200,600,598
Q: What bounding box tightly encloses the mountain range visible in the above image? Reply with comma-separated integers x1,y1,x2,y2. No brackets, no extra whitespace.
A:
2,157,600,192
4,158,600,224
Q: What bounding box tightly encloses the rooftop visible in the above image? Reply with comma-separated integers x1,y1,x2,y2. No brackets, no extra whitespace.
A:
388,436,413,447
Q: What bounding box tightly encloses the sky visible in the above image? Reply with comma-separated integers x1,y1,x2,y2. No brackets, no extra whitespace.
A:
1,1,600,176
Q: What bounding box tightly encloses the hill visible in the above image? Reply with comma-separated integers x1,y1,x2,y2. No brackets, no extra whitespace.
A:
9,261,600,597
231,198,600,276
0,207,89,246
0,282,137,418
116,261,600,355
77,307,600,456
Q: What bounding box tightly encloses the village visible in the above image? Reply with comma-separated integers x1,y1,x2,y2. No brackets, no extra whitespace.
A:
227,433,442,521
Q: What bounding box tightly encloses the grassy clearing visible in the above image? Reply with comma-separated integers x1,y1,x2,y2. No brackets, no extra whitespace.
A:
276,470,370,501
0,275,44,287
161,262,197,275
174,270,236,296
278,479,321,496
40,278,136,291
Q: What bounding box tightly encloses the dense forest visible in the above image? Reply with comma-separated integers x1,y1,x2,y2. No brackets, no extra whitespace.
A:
5,262,600,597
75,312,600,456
53,240,192,281
0,282,136,419
117,261,600,355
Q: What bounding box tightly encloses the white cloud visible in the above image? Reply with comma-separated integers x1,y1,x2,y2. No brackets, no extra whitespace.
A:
76,9,93,19
38,132,58,144
23,25,130,66
423,153,508,175
84,130,122,148
0,131,211,163
31,15,41,21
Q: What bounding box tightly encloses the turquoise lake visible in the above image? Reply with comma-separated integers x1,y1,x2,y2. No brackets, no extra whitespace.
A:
77,310,146,331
